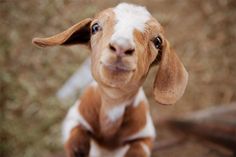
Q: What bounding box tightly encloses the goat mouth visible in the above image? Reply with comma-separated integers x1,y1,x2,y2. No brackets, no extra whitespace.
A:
100,61,135,73
99,61,134,87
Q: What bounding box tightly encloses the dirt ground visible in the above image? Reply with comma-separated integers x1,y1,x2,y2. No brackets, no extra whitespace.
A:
0,0,236,157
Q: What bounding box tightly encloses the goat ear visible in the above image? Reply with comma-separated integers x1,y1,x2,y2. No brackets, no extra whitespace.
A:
153,39,188,105
32,18,92,47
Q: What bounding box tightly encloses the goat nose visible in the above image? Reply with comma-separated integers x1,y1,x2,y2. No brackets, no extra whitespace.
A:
109,37,135,56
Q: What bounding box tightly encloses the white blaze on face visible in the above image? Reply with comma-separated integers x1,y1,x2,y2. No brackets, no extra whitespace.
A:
112,3,151,46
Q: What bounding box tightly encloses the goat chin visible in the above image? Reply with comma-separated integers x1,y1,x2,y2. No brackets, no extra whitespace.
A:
99,65,133,87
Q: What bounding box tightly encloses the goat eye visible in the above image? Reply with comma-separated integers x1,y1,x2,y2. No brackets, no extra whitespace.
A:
153,36,162,49
91,23,102,35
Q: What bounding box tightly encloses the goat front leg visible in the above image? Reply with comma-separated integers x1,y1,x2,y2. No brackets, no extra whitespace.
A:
125,138,154,157
65,125,90,157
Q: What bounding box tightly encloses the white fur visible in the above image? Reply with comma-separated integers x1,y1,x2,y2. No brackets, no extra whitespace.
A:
133,88,148,107
90,80,98,87
112,3,151,46
89,140,130,157
62,101,93,143
106,88,147,122
107,105,126,122
126,112,156,141
141,142,151,157
106,98,133,122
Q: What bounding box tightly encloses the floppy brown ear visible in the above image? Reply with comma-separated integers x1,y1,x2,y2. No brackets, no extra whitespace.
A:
32,18,92,47
153,40,188,105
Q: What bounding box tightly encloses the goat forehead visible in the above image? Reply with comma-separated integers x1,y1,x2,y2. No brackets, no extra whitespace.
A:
112,3,151,42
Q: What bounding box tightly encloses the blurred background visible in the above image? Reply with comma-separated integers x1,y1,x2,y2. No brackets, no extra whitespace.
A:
0,0,236,157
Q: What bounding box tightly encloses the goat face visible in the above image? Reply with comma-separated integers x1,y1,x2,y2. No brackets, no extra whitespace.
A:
90,5,158,89
33,3,188,105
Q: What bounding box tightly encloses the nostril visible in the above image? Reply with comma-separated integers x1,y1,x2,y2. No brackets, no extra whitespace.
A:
124,49,135,55
109,38,135,56
109,44,116,52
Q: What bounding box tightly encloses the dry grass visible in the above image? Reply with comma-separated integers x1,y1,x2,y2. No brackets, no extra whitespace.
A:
0,0,236,157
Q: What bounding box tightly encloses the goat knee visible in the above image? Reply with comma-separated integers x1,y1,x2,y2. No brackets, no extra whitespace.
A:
125,138,153,157
65,126,90,157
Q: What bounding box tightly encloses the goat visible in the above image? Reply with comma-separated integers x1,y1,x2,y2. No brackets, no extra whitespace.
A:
32,3,188,157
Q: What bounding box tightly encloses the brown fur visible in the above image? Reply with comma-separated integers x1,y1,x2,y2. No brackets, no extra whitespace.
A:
65,125,90,157
124,138,153,157
32,4,188,157
79,85,101,133
77,84,148,150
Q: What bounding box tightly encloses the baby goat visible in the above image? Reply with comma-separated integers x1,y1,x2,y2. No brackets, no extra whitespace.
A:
33,3,188,157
